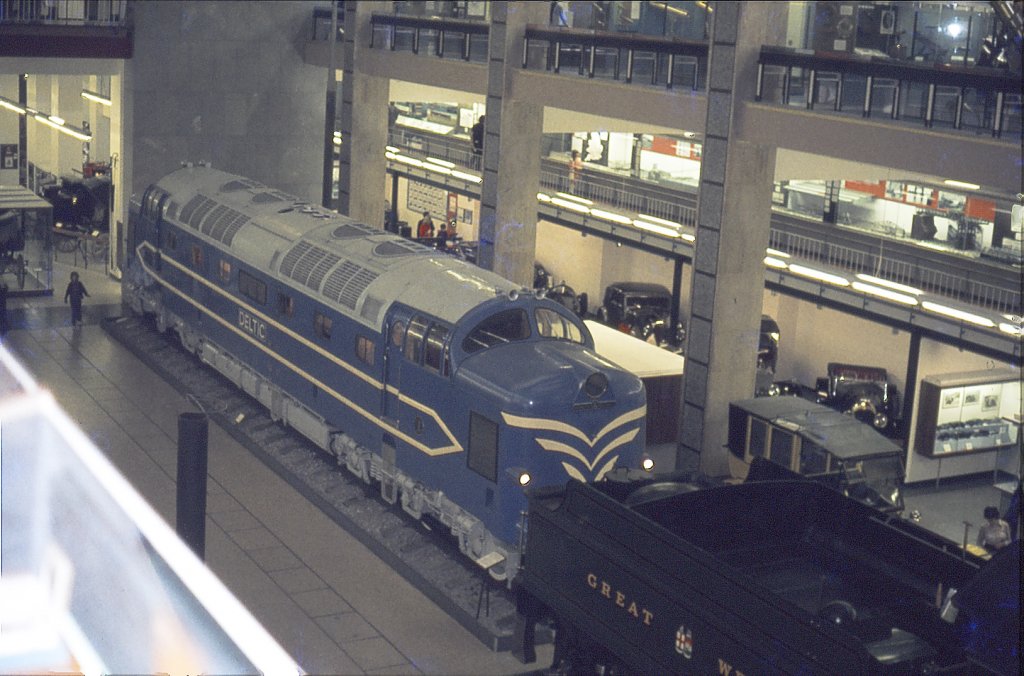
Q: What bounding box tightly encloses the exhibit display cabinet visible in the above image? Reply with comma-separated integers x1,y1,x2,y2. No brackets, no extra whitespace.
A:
907,368,1022,484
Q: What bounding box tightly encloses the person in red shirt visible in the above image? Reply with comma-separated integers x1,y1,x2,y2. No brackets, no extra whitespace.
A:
417,211,435,239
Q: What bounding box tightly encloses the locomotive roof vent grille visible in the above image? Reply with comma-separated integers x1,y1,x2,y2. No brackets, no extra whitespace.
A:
188,196,218,232
178,194,205,225
361,295,384,323
372,240,432,257
221,179,260,193
323,261,379,310
280,241,342,291
332,223,377,239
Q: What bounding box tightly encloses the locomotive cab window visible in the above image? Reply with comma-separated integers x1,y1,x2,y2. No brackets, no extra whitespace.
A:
277,292,294,317
770,427,796,469
356,335,375,366
468,412,498,482
463,309,530,353
390,320,406,347
219,259,232,283
191,245,204,271
424,324,450,375
535,308,583,343
315,311,332,340
238,269,267,304
747,419,767,459
405,316,429,363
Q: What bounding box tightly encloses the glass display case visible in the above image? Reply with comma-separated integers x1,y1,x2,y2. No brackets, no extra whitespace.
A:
914,369,1022,458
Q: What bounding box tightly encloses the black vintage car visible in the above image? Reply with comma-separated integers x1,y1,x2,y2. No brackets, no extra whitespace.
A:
595,281,684,350
763,363,902,438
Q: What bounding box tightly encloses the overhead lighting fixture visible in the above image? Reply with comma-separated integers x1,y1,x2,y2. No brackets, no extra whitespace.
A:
425,157,455,168
385,151,398,160
0,94,92,140
764,256,788,269
536,192,551,202
945,21,963,38
852,281,919,305
0,95,26,114
554,192,593,206
551,197,591,213
680,232,696,242
637,213,682,230
854,274,922,296
393,155,424,168
423,163,451,175
450,169,482,184
766,247,791,259
81,89,112,106
33,113,92,141
921,301,996,327
590,208,632,224
385,145,400,153
633,219,679,238
999,322,1023,336
943,179,980,190
788,263,850,287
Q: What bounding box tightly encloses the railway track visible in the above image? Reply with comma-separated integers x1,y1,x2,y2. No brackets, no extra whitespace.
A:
102,314,529,652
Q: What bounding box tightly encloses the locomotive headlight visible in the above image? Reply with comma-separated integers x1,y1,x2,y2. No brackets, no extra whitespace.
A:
507,466,531,487
583,372,609,399
641,455,655,472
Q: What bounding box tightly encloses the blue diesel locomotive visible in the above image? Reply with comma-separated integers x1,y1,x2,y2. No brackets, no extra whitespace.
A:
124,166,652,578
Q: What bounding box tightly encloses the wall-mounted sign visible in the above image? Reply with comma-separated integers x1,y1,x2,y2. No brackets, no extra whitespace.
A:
0,144,17,169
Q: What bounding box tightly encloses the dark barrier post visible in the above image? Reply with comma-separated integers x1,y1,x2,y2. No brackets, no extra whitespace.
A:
176,412,209,560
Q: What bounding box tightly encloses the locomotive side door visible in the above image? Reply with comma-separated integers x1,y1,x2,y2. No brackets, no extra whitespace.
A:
381,307,413,425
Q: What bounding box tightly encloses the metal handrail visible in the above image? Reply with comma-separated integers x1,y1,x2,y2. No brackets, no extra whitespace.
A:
385,134,1021,317
0,0,128,27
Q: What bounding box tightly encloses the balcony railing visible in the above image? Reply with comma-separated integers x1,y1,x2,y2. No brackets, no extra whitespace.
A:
0,0,127,27
523,25,707,90
756,46,1022,138
369,13,489,62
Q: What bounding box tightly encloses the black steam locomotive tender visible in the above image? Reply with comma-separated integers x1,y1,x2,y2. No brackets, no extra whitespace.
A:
512,468,1018,675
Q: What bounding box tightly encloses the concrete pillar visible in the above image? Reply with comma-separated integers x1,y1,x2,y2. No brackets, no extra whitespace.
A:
125,1,325,201
477,1,548,287
679,2,783,476
337,1,390,226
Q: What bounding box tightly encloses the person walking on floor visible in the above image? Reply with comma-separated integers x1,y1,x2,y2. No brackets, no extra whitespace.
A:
64,271,90,326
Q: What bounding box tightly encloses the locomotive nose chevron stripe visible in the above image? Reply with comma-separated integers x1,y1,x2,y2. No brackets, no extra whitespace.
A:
502,407,645,480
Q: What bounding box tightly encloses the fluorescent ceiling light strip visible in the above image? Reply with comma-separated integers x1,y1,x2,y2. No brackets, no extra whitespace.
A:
0,95,26,114
943,179,980,190
764,256,788,269
633,219,679,238
450,170,482,183
385,145,400,153
394,155,424,167
851,281,919,305
921,301,995,327
680,232,696,242
551,197,591,213
637,213,682,229
385,151,397,160
425,157,455,168
33,114,91,141
788,263,850,286
999,323,1023,336
81,89,111,106
423,163,452,175
590,208,632,224
854,274,922,296
554,192,594,205
537,192,551,202
1001,313,1022,323
766,247,791,259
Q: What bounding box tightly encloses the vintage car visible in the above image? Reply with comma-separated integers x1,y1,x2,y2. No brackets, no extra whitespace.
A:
761,363,902,438
595,281,685,350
